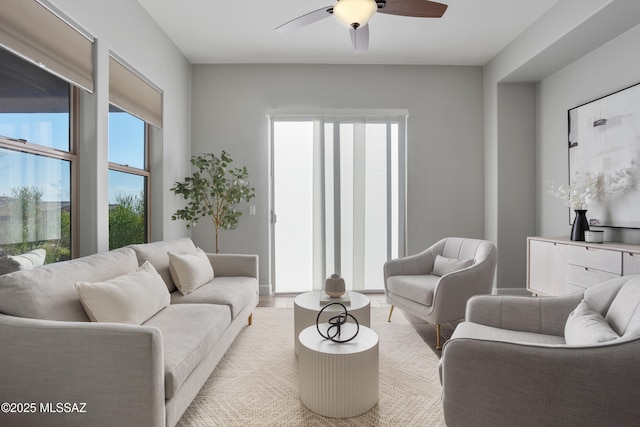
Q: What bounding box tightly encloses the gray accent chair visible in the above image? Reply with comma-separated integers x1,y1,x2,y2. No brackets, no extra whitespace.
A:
384,237,497,349
439,275,640,427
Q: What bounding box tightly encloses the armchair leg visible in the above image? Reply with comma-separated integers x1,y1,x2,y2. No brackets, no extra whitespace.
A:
248,313,253,326
436,324,442,350
387,305,395,322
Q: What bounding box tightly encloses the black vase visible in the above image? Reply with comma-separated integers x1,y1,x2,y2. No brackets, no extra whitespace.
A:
571,209,590,241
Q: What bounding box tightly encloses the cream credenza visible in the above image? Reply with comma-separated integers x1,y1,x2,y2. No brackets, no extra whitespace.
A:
527,236,640,296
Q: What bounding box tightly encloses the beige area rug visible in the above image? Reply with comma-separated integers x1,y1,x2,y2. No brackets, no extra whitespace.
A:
178,307,446,426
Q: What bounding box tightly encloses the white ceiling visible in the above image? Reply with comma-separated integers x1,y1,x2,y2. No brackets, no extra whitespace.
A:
137,0,561,65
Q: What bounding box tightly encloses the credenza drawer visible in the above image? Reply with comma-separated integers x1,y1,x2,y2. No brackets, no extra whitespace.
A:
528,237,640,296
623,252,640,275
566,264,620,288
567,245,621,274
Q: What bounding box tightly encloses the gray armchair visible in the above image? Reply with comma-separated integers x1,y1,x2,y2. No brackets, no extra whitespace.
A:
439,275,640,427
384,237,497,349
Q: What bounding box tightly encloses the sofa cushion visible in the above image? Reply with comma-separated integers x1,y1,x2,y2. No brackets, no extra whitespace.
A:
0,248,139,321
605,277,640,338
143,303,232,399
170,276,258,319
565,300,619,345
0,248,46,275
129,238,198,292
583,276,629,315
432,255,473,277
76,261,170,325
169,248,214,295
451,321,566,345
387,274,440,306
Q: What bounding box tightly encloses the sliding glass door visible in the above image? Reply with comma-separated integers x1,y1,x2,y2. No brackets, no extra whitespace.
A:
270,113,406,293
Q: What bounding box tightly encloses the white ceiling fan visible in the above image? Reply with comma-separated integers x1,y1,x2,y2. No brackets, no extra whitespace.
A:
276,0,448,52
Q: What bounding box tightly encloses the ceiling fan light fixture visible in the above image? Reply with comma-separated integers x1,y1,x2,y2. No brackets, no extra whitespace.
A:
333,0,377,29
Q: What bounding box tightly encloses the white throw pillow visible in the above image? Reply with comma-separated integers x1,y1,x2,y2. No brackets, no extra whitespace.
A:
0,248,46,275
168,248,214,295
75,261,170,325
432,255,473,277
564,300,619,345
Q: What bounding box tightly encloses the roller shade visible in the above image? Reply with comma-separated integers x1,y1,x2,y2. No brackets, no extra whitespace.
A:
0,0,94,92
109,55,163,129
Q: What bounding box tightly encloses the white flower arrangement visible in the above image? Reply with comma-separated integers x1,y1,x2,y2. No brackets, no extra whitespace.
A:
547,168,634,210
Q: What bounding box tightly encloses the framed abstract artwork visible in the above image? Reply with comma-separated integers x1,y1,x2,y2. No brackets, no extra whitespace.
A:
568,82,640,228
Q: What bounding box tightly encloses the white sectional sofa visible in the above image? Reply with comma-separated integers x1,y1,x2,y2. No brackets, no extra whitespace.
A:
0,238,258,427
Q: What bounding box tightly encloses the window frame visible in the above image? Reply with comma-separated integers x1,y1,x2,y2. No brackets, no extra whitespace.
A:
0,86,79,259
107,114,151,246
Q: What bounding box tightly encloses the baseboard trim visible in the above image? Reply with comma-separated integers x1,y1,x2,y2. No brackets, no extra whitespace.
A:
259,284,271,296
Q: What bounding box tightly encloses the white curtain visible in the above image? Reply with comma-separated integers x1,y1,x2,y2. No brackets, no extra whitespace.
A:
270,111,407,293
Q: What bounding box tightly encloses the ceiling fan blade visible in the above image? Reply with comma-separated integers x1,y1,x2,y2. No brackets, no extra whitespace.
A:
349,24,369,52
379,0,447,18
276,6,334,33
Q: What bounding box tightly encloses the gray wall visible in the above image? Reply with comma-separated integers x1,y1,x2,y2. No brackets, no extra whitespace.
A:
496,83,537,290
51,0,640,294
484,0,640,291
538,23,640,244
50,0,192,253
190,64,484,292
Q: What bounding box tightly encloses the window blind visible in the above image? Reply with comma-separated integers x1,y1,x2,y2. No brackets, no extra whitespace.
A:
109,55,163,128
0,0,94,92
270,113,407,292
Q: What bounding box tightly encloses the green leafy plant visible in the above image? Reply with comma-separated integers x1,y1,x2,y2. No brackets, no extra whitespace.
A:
109,192,146,250
170,151,255,253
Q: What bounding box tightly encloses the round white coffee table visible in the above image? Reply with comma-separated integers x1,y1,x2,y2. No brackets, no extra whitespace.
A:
293,290,370,355
298,323,379,418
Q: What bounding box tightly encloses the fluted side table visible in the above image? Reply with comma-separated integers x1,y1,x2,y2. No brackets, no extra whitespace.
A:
298,323,379,418
293,291,370,355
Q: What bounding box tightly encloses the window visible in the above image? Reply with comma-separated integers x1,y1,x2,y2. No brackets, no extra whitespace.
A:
108,105,149,249
107,53,161,250
270,113,407,293
0,47,75,264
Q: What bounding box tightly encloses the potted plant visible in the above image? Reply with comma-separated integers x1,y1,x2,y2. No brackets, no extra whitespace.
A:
170,151,255,253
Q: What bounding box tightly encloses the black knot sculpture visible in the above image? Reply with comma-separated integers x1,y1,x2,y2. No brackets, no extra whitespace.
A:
316,302,359,343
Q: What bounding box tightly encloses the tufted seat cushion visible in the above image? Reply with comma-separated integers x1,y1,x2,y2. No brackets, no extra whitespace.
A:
170,276,258,319
387,274,439,306
452,321,566,346
143,303,231,399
